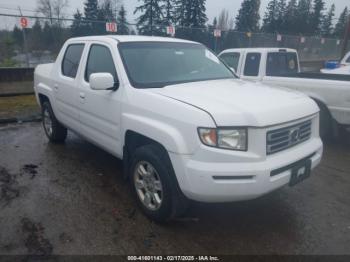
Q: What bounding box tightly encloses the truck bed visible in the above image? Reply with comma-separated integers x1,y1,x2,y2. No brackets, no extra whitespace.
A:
279,72,350,82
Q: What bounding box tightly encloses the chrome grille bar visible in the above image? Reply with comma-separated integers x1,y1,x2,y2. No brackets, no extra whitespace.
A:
267,120,312,155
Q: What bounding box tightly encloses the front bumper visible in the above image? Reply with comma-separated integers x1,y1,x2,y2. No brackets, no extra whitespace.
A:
169,137,323,203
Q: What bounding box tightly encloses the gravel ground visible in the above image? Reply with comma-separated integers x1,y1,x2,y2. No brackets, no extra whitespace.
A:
0,122,349,256
0,95,40,121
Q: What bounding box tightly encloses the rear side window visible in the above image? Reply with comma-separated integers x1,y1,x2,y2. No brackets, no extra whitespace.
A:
220,52,240,71
244,53,261,76
85,44,118,82
62,44,85,78
346,56,350,63
266,52,299,76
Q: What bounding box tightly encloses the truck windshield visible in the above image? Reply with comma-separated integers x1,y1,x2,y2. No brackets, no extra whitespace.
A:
118,42,235,88
266,52,299,76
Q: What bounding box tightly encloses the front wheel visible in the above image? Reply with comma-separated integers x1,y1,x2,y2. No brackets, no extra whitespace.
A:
42,101,67,143
130,145,188,222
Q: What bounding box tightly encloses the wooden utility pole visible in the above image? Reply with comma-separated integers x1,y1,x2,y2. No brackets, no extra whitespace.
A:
341,15,350,58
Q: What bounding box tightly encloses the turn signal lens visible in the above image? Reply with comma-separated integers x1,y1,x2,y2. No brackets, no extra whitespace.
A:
198,128,217,147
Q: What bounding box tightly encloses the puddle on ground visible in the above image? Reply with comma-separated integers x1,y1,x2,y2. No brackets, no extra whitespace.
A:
0,167,20,206
21,217,53,256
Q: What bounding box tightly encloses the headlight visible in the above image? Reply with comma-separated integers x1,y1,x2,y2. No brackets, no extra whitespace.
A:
198,128,247,151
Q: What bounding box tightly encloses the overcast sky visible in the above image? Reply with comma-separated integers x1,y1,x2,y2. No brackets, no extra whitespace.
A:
0,0,349,29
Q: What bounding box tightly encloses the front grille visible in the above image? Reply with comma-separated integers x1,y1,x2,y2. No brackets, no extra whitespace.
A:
267,120,312,155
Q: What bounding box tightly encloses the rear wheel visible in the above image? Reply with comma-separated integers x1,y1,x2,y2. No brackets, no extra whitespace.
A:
129,144,189,222
42,101,67,143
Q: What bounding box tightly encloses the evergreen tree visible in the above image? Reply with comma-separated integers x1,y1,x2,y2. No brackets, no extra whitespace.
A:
321,4,335,37
217,9,230,30
295,0,312,34
97,0,115,34
98,0,115,22
71,9,85,37
284,0,298,34
213,17,218,29
0,36,16,67
162,0,175,25
174,0,186,26
117,5,129,35
334,7,349,38
188,0,207,28
262,0,279,33
235,0,261,32
134,0,164,35
29,20,43,50
42,21,54,51
174,0,193,27
84,0,99,33
12,25,23,49
310,0,325,35
276,0,287,32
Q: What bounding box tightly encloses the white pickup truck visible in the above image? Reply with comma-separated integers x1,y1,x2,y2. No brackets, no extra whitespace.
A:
34,36,322,222
219,48,350,139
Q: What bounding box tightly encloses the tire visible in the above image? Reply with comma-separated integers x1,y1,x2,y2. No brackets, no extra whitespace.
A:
316,101,332,141
42,101,67,143
129,144,189,222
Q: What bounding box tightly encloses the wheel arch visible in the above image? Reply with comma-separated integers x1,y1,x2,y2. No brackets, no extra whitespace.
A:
309,96,333,121
123,130,171,180
38,93,50,106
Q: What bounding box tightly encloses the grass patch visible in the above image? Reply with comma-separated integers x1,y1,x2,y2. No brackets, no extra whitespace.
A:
0,95,40,119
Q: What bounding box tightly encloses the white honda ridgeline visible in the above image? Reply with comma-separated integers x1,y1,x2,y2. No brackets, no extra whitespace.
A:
34,36,323,222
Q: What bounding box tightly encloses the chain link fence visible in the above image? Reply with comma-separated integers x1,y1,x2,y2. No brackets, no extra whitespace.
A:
0,14,349,68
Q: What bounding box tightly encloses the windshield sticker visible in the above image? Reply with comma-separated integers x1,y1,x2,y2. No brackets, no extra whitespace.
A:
289,59,296,70
175,51,184,55
205,49,220,64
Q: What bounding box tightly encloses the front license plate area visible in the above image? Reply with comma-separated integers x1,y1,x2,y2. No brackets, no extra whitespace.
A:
289,160,312,187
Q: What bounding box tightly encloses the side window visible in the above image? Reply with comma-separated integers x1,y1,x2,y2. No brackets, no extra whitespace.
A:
62,44,85,78
85,44,118,83
266,52,298,76
346,56,350,63
220,53,240,71
244,53,261,76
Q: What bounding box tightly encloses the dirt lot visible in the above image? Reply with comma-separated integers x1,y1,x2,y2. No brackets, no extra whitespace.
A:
0,122,349,256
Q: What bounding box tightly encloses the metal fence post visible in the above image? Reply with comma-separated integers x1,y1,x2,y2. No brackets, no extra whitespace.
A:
18,7,30,68
341,15,350,58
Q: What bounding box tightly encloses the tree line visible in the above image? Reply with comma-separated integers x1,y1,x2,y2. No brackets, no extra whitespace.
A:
0,0,349,67
260,0,349,37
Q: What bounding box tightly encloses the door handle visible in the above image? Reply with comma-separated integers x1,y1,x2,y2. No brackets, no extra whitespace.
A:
79,92,85,99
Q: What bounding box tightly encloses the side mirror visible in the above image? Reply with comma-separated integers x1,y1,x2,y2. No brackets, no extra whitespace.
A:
230,67,236,75
90,73,118,91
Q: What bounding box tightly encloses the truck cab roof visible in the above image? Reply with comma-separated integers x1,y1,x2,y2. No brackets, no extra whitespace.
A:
67,35,198,44
220,48,297,54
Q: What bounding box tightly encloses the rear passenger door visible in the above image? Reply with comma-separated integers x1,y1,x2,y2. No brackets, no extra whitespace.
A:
77,42,123,157
54,43,85,132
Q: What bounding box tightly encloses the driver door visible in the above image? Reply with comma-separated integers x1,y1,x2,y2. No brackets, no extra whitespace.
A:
77,42,123,157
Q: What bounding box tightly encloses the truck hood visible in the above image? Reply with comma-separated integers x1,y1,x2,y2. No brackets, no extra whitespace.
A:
151,79,318,127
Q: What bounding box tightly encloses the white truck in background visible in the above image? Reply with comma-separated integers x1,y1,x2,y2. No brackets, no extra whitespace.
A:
34,36,323,222
321,65,350,75
340,52,350,66
219,48,350,139
321,52,350,75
